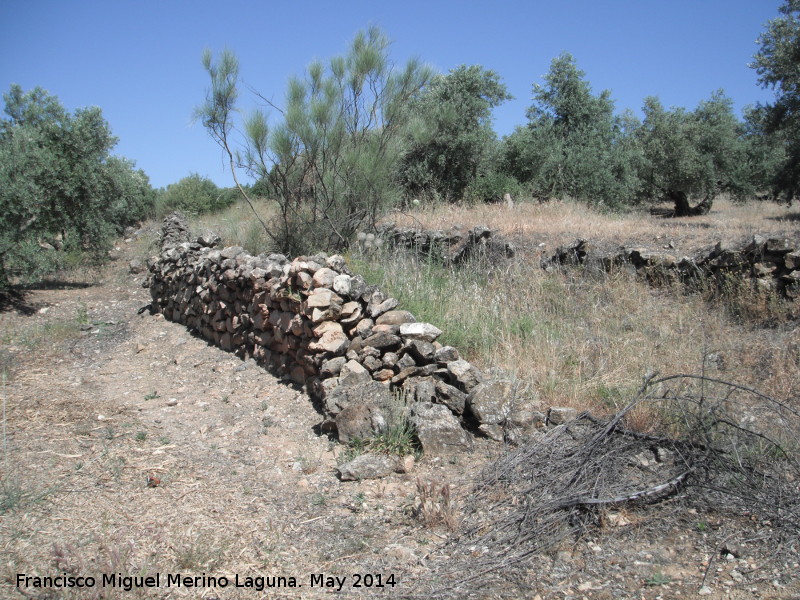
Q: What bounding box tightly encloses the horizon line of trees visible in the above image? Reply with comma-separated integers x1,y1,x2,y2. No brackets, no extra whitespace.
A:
1,1,797,289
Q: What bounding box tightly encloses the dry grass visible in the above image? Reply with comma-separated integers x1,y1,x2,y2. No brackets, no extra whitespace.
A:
349,243,799,419
387,196,799,256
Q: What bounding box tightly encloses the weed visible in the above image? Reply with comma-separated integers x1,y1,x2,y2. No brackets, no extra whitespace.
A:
75,302,90,326
695,520,708,533
144,391,160,400
311,493,328,506
645,572,671,587
415,478,459,531
221,395,229,404
158,436,170,446
135,431,147,442
173,533,229,571
338,437,368,465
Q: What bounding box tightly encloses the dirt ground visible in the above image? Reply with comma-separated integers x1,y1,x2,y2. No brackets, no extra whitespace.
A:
1,231,798,599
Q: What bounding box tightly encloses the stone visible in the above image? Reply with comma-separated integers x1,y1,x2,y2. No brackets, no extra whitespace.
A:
407,377,437,404
400,322,443,342
467,380,516,425
337,453,398,481
434,346,460,363
325,380,394,418
332,274,352,296
336,403,387,443
368,297,399,318
220,245,244,259
326,254,346,271
548,406,578,426
336,360,370,387
306,289,343,309
410,402,472,455
355,318,374,339
308,323,349,355
765,238,791,255
479,424,504,442
363,331,402,352
312,268,337,288
446,358,484,391
434,380,466,415
321,356,347,377
404,339,436,362
295,271,313,290
376,310,417,326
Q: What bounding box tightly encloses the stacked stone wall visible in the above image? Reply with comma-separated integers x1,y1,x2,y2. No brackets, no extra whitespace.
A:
545,235,800,299
146,214,540,455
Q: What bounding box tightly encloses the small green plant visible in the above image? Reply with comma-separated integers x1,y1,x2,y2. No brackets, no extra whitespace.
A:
311,493,327,506
338,437,368,465
75,303,90,326
645,572,671,587
259,400,269,411
221,395,230,404
158,436,170,446
695,520,708,532
144,391,160,400
135,431,147,442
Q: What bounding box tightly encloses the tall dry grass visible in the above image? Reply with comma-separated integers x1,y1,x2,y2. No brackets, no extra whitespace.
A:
348,244,799,418
387,196,799,256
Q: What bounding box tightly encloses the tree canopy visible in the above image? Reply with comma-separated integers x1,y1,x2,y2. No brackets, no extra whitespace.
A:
0,85,153,288
398,64,512,202
199,27,433,255
751,0,800,199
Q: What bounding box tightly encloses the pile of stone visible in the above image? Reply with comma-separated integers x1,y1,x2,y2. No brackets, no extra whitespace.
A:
545,235,800,299
375,223,515,266
146,214,541,458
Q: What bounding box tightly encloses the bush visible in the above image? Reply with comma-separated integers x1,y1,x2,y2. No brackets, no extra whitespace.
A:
0,85,154,288
155,173,237,218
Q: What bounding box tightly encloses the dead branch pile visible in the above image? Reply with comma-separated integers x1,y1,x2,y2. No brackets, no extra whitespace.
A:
418,374,800,597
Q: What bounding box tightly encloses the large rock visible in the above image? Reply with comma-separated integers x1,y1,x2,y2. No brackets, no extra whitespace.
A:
446,358,485,392
400,322,443,342
324,380,394,417
410,402,472,455
308,322,349,355
467,380,515,425
337,453,398,481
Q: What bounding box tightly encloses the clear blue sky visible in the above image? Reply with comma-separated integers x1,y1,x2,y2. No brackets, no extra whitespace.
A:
0,0,780,189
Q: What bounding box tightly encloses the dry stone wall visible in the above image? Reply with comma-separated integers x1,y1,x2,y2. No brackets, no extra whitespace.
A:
145,214,540,455
545,235,800,299
370,222,515,266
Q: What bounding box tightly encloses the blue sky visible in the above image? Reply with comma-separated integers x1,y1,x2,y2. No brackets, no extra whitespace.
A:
0,0,781,189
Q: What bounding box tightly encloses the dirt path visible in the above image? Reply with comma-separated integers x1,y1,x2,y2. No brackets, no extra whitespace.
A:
1,238,798,599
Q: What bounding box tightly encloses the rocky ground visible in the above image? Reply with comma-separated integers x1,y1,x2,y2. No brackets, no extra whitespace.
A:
0,232,798,599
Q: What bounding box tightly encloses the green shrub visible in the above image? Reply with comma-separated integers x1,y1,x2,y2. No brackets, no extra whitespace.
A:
154,173,237,218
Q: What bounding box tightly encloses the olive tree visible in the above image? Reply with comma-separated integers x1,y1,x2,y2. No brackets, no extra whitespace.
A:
198,27,433,255
503,53,642,207
0,85,153,289
751,0,800,200
397,64,512,202
636,91,747,216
